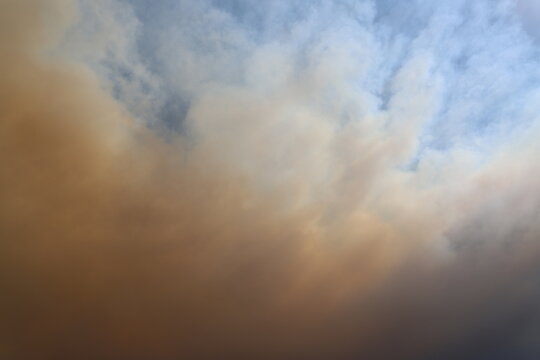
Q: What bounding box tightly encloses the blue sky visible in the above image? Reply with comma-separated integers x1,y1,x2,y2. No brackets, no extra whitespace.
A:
66,0,540,155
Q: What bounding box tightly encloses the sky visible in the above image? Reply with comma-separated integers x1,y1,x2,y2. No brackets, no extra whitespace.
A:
2,0,540,359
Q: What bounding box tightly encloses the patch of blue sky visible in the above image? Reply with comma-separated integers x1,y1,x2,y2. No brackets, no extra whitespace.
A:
71,0,540,162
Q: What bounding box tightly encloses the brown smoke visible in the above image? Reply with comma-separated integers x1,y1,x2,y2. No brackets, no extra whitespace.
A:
1,1,540,359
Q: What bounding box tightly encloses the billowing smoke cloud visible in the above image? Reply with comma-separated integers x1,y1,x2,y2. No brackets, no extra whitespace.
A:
2,0,540,359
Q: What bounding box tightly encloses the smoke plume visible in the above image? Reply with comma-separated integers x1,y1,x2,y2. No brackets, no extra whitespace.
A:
2,1,540,359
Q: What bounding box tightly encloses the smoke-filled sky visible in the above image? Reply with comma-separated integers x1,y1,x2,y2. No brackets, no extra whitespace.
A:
2,0,540,359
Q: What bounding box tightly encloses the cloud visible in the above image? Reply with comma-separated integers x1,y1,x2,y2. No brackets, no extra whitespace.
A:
1,0,540,359
517,0,540,40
